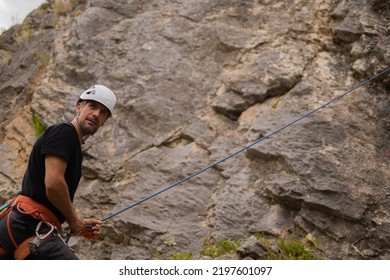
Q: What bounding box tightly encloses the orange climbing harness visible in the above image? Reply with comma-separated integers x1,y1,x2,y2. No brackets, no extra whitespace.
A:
0,195,61,259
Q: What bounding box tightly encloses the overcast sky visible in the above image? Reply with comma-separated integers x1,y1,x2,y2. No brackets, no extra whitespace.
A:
0,0,47,30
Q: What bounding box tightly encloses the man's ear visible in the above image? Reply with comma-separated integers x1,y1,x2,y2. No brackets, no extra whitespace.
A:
76,101,84,114
76,103,81,115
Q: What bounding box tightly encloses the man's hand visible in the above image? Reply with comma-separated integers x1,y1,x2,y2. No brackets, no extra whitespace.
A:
68,216,102,239
67,214,86,236
82,218,102,239
82,219,102,239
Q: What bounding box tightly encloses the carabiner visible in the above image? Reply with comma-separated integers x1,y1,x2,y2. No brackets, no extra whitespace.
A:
35,221,55,240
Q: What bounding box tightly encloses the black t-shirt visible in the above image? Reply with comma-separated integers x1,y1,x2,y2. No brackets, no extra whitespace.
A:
21,123,83,223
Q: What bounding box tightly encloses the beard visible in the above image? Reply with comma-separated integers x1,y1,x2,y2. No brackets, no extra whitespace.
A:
78,116,99,136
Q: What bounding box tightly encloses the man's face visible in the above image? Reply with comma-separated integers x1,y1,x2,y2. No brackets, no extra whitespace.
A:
76,100,110,136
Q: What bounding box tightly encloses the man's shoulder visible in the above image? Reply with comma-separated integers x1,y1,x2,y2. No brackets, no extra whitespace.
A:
46,123,75,134
39,123,80,156
42,123,77,141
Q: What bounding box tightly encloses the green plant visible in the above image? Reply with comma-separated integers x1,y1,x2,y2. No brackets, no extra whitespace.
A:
200,238,242,259
32,113,46,137
74,10,83,16
170,252,193,260
152,252,163,260
70,0,83,5
32,51,51,66
53,1,73,15
164,233,177,246
279,239,316,260
254,232,273,248
266,238,317,260
253,232,320,260
39,2,50,10
14,23,35,45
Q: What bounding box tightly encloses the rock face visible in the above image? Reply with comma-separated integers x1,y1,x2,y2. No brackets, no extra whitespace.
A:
0,0,389,260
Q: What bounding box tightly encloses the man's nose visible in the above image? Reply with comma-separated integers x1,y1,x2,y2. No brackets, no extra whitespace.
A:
91,109,99,117
92,108,106,121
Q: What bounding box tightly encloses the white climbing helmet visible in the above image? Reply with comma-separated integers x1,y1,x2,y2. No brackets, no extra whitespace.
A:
79,85,117,117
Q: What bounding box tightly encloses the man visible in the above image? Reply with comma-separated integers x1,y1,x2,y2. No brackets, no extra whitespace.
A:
0,85,117,259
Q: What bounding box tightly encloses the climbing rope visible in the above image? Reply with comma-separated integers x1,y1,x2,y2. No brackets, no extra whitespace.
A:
99,67,389,223
67,67,389,242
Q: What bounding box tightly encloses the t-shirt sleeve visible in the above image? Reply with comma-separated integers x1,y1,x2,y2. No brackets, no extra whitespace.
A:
41,124,77,162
